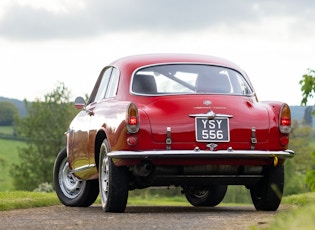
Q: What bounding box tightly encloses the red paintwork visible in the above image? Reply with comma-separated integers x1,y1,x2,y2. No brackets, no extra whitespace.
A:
66,54,291,180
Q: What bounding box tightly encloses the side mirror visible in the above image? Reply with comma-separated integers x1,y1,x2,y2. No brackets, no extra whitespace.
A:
74,96,86,110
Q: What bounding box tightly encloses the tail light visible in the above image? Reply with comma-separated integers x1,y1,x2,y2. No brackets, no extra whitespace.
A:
279,104,291,134
126,103,139,133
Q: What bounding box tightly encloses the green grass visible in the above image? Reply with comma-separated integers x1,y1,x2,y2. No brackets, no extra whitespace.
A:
0,191,190,212
282,192,315,206
265,204,315,230
0,191,247,212
0,191,60,211
0,139,25,191
127,194,189,206
256,193,315,230
0,126,15,135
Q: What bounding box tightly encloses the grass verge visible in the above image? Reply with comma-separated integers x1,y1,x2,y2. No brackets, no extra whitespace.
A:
0,191,191,212
127,195,189,206
261,193,315,230
0,191,60,211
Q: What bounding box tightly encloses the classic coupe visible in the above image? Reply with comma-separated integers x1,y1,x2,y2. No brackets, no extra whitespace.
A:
53,53,294,212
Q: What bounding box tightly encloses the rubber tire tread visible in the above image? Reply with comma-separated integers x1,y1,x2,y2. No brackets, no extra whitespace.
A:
250,164,284,211
185,185,228,207
99,140,129,212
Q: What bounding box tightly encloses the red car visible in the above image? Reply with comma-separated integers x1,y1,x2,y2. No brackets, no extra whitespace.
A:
53,54,294,212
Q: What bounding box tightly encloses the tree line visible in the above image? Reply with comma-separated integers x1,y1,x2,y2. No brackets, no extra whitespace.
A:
8,83,77,190
300,69,315,191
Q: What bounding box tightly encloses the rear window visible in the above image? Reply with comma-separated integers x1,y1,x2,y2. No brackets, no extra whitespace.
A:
131,64,253,96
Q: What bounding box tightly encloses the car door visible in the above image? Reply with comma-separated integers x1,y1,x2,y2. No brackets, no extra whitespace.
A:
67,66,114,179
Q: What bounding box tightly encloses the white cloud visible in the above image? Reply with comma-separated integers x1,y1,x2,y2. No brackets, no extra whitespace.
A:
2,0,314,40
0,1,314,105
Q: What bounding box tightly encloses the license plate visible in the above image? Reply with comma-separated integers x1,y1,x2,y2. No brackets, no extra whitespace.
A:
195,117,230,142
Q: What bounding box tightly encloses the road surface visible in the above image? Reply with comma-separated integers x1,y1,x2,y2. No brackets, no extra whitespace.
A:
0,205,282,230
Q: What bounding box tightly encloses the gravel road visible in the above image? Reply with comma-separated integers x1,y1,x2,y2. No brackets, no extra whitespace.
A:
0,205,283,230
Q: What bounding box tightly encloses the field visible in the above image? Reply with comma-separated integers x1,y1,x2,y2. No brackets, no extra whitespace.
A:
0,126,15,135
0,126,25,191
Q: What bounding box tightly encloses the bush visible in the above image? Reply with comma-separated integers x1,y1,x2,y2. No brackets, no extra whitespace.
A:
33,182,54,193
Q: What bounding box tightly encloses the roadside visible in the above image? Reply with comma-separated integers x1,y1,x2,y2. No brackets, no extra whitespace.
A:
1,192,315,229
0,204,281,230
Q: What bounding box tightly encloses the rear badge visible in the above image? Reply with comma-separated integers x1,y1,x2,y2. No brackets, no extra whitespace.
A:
203,100,212,106
207,143,218,151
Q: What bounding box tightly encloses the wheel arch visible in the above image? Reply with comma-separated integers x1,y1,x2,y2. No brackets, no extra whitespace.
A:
95,130,107,170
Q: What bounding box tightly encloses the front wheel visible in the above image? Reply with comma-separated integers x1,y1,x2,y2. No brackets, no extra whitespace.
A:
185,185,227,207
99,139,129,212
250,165,284,211
53,147,99,207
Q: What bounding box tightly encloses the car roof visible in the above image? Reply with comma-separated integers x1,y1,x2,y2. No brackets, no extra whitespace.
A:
110,53,245,75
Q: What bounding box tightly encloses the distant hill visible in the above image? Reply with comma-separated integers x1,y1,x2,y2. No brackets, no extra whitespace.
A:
290,105,314,128
0,96,27,117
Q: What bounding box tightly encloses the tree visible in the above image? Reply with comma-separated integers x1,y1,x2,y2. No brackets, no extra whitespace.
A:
300,68,315,106
0,101,19,126
285,122,313,195
11,83,77,190
304,106,313,126
0,156,6,172
299,68,315,191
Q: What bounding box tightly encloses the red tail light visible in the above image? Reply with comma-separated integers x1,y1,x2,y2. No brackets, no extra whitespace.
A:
279,104,291,134
126,103,139,133
129,116,137,125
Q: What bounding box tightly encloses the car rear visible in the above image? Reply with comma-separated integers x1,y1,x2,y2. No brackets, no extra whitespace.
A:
110,60,294,211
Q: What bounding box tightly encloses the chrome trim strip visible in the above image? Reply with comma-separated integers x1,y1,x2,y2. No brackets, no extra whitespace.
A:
107,149,294,159
70,164,96,173
189,110,233,119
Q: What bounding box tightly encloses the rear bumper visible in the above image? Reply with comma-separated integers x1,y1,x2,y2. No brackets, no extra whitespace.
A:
108,149,294,160
108,149,294,187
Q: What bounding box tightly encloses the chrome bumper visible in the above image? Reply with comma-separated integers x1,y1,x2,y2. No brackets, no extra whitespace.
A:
108,149,295,159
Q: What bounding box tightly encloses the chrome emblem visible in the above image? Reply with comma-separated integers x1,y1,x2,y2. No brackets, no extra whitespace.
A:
207,143,218,151
206,110,216,119
203,100,211,106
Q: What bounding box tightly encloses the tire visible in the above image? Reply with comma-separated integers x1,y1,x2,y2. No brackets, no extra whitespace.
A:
250,164,284,211
99,139,129,212
185,185,227,207
53,147,99,207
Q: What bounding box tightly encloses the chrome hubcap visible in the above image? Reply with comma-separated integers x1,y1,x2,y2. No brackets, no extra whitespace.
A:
100,151,109,207
59,158,85,199
194,189,208,198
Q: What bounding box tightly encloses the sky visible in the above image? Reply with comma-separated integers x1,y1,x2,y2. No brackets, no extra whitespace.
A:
0,0,315,106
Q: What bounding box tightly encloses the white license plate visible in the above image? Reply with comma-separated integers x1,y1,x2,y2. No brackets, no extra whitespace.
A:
195,117,230,142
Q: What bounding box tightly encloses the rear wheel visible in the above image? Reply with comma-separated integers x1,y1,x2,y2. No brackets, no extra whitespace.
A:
53,147,99,207
185,185,227,207
250,165,284,211
99,139,129,212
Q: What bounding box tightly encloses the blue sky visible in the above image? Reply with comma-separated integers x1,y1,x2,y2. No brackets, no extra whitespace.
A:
0,0,314,105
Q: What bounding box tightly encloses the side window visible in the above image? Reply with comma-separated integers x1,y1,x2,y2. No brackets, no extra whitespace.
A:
94,67,112,102
105,68,119,98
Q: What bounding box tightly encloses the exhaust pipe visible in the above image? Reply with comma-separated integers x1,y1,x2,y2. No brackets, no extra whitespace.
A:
133,161,154,177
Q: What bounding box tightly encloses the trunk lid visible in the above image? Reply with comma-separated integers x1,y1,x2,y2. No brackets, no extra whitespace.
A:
140,95,270,148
